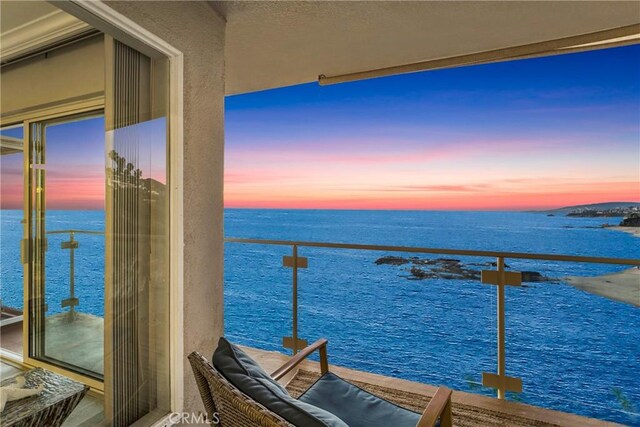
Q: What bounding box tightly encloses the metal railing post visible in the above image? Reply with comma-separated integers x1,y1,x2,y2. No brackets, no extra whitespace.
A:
282,245,308,354
481,257,522,399
496,257,506,399
60,230,80,320
292,245,299,354
69,231,76,317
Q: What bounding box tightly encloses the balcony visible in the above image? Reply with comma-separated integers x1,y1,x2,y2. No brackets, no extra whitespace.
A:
0,312,103,374
225,238,640,426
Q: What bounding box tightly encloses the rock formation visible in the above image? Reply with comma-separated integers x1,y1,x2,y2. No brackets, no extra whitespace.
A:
620,213,640,227
375,256,554,283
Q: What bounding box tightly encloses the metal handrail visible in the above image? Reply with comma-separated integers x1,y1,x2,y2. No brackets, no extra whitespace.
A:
225,237,640,266
225,236,640,400
46,229,104,235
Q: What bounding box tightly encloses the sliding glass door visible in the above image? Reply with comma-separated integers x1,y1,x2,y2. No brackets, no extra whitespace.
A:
27,113,106,379
7,31,172,426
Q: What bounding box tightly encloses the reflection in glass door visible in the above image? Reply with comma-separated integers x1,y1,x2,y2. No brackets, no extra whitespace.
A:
28,113,106,379
0,124,26,355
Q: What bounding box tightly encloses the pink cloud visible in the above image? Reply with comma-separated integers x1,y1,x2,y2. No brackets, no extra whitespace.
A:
226,135,606,173
225,174,640,210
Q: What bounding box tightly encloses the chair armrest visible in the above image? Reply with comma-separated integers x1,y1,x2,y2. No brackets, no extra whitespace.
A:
417,386,453,427
271,338,329,381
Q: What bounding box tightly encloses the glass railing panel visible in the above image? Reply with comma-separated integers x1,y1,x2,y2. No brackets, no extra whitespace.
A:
43,224,105,375
225,243,496,395
44,223,105,318
296,247,497,396
223,236,639,425
224,241,294,352
504,258,640,425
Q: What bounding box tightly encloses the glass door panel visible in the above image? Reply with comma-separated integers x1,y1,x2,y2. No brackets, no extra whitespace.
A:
29,113,106,379
0,124,26,355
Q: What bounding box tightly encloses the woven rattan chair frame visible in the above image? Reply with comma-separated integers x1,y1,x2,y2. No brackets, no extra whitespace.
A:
188,351,294,427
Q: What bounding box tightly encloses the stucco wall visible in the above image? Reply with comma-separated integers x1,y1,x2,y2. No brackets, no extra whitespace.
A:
103,0,225,415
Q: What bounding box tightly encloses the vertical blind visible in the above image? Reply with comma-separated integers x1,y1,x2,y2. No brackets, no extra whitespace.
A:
106,39,168,426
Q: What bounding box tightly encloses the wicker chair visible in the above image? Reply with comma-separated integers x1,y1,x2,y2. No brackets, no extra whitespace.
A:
188,339,452,427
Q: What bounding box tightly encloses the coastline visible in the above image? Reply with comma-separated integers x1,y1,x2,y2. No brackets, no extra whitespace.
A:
565,268,640,307
607,225,640,238
565,226,640,307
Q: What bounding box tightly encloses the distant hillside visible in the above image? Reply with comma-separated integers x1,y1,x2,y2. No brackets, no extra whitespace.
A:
534,202,640,216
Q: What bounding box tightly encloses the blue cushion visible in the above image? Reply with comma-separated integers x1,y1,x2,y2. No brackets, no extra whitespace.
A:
299,372,425,427
212,338,347,427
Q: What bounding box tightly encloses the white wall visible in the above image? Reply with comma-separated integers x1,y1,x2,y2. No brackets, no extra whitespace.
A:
103,0,226,415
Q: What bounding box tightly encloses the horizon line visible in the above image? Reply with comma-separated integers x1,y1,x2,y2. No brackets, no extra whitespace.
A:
1,200,638,213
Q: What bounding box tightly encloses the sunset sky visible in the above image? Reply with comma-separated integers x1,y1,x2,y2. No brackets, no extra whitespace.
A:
0,118,105,210
1,45,638,211
225,45,640,210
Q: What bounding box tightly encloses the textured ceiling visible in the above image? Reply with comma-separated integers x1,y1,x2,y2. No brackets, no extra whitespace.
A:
213,1,640,95
2,1,638,95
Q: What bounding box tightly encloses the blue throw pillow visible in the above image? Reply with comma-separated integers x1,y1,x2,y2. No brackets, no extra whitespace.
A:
212,337,348,427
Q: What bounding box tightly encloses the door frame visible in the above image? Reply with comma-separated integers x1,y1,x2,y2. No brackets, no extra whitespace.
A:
56,1,186,413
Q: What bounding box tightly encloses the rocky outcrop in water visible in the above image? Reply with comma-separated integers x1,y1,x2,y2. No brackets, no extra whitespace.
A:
375,256,555,283
410,259,480,281
375,256,410,266
620,213,640,227
520,271,548,282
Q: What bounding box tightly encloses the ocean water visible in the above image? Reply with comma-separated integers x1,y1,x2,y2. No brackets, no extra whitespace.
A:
1,209,639,424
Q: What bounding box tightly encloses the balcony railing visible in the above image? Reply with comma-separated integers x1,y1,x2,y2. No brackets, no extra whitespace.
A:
2,229,104,324
225,237,640,402
45,229,104,318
